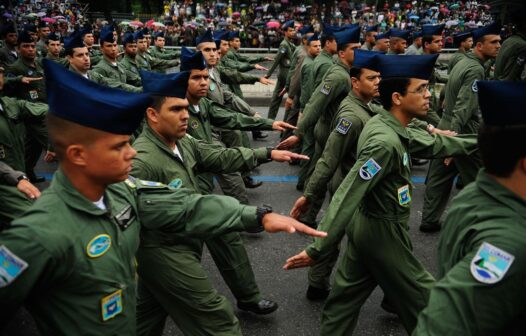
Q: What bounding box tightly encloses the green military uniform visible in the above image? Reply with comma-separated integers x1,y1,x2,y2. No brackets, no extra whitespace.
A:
0,44,18,67
414,169,526,335
216,62,260,97
132,126,270,335
69,65,141,93
87,46,102,66
35,40,47,59
311,49,335,90
447,50,469,74
4,58,46,102
266,37,296,119
281,45,307,141
148,45,180,60
494,31,526,81
405,44,423,55
306,109,478,335
207,66,256,117
220,49,263,98
136,50,179,73
421,52,484,229
39,53,69,68
303,92,377,291
92,57,142,91
0,96,47,224
119,54,142,85
0,170,263,335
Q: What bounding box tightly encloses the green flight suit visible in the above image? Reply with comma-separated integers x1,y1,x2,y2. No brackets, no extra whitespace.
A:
447,50,468,74
4,58,46,102
282,46,306,142
88,46,102,67
119,54,142,86
136,50,179,73
0,169,262,336
92,57,142,91
132,126,270,335
220,49,263,99
223,48,265,66
311,49,335,90
216,62,260,99
303,92,377,290
414,169,526,335
494,31,526,81
40,53,69,68
0,97,47,224
149,45,180,60
68,66,141,93
422,52,484,228
0,44,18,67
0,161,32,229
305,109,478,335
266,37,296,120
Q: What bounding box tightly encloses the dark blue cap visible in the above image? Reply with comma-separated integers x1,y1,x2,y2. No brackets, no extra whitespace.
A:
122,32,136,46
180,47,207,71
23,24,37,33
133,30,144,41
307,32,319,43
352,49,382,71
46,32,60,42
154,31,164,39
141,27,150,35
412,31,423,39
140,70,190,99
283,20,295,30
18,30,35,44
299,25,314,35
375,31,391,40
366,25,379,33
212,29,227,40
2,24,16,36
196,29,214,45
377,54,439,79
390,29,410,40
472,22,501,41
342,23,360,30
477,81,526,126
80,27,92,37
100,26,115,44
64,31,84,50
43,59,151,135
422,24,445,37
453,31,473,47
322,23,336,37
228,30,239,40
334,26,360,46
38,21,50,28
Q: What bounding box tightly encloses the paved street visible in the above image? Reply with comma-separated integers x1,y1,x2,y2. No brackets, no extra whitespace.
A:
3,107,458,336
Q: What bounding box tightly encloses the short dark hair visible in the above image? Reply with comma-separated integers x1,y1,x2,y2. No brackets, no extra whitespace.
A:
474,35,488,45
321,35,335,48
337,42,352,52
422,35,434,47
349,67,364,79
378,77,410,110
478,124,526,177
151,96,167,111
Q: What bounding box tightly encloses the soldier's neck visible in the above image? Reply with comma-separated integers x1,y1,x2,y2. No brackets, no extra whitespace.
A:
61,164,106,202
389,107,411,127
104,55,117,63
187,95,200,106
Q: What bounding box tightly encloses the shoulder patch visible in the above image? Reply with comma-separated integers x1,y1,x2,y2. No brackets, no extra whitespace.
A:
280,48,287,54
0,245,28,287
87,234,112,258
359,158,382,180
471,80,478,93
517,56,525,66
320,83,332,95
471,242,514,284
335,117,352,135
169,178,183,189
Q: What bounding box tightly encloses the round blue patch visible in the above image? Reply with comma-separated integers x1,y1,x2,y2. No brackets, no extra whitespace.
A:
86,234,112,258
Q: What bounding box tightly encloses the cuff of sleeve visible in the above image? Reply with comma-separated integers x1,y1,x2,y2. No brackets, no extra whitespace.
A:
5,171,25,186
241,206,259,231
254,147,270,163
306,244,321,261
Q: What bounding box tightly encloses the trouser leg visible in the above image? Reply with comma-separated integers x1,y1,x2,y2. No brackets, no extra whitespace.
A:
267,75,285,120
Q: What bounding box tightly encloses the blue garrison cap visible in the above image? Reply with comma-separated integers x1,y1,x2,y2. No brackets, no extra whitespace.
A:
196,29,214,45
64,32,84,50
133,30,144,40
46,32,60,42
322,23,336,37
140,70,190,99
299,25,314,35
477,81,526,126
283,20,295,30
366,25,379,33
38,21,50,28
453,31,473,47
154,31,164,39
43,59,151,135
412,31,423,39
80,27,92,37
342,23,360,30
2,24,16,36
122,32,136,46
307,32,319,43
141,27,150,36
352,49,382,71
23,24,36,33
422,24,445,37
334,26,360,46
390,29,410,40
100,26,115,44
472,22,501,41
18,30,34,44
375,31,391,40
227,30,240,40
377,54,439,79
180,47,207,71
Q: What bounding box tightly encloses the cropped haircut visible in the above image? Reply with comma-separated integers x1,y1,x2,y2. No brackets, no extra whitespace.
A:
378,77,410,110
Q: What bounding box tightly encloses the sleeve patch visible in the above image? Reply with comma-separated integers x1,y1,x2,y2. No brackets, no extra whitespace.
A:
471,80,478,93
359,158,381,180
471,242,514,284
517,56,525,66
0,245,28,287
280,48,287,54
335,118,352,135
320,83,332,95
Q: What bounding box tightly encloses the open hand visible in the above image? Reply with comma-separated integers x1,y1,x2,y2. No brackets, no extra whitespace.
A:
271,150,309,162
276,135,300,150
262,213,327,238
290,196,309,219
283,250,315,270
272,121,297,131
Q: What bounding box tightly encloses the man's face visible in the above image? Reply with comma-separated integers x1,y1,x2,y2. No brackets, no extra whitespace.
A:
46,40,62,57
414,37,422,48
352,68,381,99
67,47,91,72
308,40,321,57
340,43,361,65
426,35,443,54
198,42,218,67
155,37,165,48
5,33,17,46
478,35,501,59
18,42,37,60
220,40,230,56
461,37,473,51
144,35,151,47
101,41,119,60
326,38,337,54
84,33,94,46
137,38,147,52
125,43,137,57
148,97,190,141
29,31,38,42
391,38,407,54
399,78,431,118
229,37,241,50
375,38,390,52
39,26,50,38
285,27,296,39
187,69,210,98
366,32,378,43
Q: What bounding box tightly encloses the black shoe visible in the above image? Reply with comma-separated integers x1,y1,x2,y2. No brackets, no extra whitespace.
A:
243,176,263,188
380,299,396,314
306,285,330,301
411,158,428,166
419,222,441,233
252,131,268,140
237,299,278,315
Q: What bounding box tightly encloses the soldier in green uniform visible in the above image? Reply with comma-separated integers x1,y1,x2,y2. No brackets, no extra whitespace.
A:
494,8,526,81
298,33,321,115
0,59,325,335
149,31,180,60
35,21,50,58
284,54,479,335
92,27,142,91
406,31,423,55
387,29,409,55
372,31,390,52
119,32,142,84
360,25,378,51
133,70,309,335
81,27,102,67
40,32,68,67
420,23,501,232
448,32,473,74
135,30,179,73
265,20,296,120
0,24,18,67
414,80,526,335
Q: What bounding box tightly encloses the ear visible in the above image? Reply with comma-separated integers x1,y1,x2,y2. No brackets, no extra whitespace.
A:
392,92,402,106
65,144,88,167
351,76,359,89
146,107,159,124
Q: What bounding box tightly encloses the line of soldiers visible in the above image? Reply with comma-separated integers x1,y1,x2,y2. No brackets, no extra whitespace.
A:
0,12,526,335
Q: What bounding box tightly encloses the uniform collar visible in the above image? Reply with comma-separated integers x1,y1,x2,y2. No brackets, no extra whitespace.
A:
124,54,137,64
321,49,333,59
102,56,119,68
477,169,526,220
465,51,486,67
348,90,375,115
335,57,351,71
376,107,410,140
143,124,184,161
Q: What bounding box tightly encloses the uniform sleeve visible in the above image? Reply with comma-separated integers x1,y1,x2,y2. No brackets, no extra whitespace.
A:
266,47,284,77
130,157,157,181
407,127,479,159
306,139,393,260
313,62,332,88
288,53,305,98
149,57,179,72
96,73,142,93
449,68,484,133
218,66,259,85
0,161,24,186
220,57,255,72
208,101,273,130
221,88,257,116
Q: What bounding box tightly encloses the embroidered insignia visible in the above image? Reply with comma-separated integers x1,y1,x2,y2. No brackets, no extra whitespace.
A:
169,178,183,189
190,119,199,129
29,90,39,100
397,184,411,206
517,56,525,66
0,245,28,287
471,242,514,284
471,80,478,93
320,83,332,95
280,48,286,54
27,70,33,76
210,83,216,91
101,290,123,321
139,180,164,187
403,152,409,166
359,158,382,180
86,234,112,258
335,118,352,135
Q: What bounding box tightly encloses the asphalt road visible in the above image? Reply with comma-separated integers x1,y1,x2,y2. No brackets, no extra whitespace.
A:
3,107,458,336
